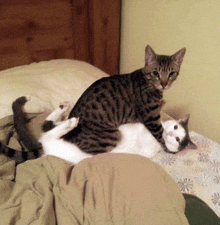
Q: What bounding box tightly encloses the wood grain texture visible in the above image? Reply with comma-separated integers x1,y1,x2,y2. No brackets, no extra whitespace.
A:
0,0,121,74
71,0,121,74
89,0,121,75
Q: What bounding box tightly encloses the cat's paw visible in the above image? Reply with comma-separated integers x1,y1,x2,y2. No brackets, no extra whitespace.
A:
68,117,79,129
160,100,166,109
59,101,70,113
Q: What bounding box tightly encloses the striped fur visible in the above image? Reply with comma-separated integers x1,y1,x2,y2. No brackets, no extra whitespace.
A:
0,141,42,164
12,96,42,151
0,96,43,163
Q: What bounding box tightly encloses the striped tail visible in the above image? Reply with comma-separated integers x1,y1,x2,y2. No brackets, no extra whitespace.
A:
0,96,43,163
0,141,42,164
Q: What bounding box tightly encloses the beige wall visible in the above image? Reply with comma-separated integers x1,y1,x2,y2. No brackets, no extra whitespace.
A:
120,0,220,142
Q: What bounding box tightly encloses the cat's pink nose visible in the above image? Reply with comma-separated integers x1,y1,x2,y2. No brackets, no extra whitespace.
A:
161,82,168,88
168,131,173,136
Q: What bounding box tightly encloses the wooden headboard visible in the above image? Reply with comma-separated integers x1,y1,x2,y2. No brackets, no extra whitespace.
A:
0,0,121,75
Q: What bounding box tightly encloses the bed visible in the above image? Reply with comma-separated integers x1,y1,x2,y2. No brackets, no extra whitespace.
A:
0,60,190,225
0,1,220,224
0,60,220,225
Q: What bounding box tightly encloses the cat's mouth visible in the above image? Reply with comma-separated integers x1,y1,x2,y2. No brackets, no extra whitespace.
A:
158,84,170,90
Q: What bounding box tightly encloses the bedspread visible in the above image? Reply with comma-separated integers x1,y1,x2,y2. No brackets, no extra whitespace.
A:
0,154,189,225
152,131,220,217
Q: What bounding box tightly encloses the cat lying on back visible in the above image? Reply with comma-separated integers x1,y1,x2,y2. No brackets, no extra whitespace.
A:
116,115,197,158
0,96,196,164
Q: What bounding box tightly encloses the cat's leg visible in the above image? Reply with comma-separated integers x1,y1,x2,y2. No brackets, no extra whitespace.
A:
136,110,167,151
42,102,71,132
146,121,166,145
44,117,79,139
46,101,70,122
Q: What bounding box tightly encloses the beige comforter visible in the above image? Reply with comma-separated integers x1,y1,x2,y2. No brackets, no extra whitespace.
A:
0,152,189,225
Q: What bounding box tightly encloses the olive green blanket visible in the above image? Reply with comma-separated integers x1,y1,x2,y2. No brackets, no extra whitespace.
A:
0,153,189,225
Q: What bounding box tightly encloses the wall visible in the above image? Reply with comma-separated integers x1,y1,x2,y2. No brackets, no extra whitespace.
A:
120,0,220,142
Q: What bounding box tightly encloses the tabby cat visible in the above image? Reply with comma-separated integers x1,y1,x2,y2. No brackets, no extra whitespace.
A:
0,96,196,164
64,45,186,153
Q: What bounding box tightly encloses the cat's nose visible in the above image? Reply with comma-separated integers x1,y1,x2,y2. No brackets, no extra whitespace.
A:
168,131,173,136
161,82,168,89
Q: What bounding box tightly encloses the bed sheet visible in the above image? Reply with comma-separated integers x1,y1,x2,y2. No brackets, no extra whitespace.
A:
152,131,220,217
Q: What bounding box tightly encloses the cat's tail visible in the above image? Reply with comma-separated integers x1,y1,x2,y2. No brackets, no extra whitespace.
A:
1,96,43,163
12,96,42,150
0,141,42,164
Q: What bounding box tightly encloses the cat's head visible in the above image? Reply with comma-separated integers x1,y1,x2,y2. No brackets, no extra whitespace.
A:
142,45,186,90
162,114,197,153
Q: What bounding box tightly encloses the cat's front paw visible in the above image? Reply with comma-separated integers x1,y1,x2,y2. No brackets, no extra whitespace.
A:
68,117,79,129
59,101,70,112
159,100,166,109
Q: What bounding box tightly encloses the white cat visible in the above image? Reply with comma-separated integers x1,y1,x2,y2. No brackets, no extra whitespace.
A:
114,116,196,157
0,97,196,164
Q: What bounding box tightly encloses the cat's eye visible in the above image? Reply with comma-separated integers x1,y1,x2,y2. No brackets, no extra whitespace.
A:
153,71,160,77
176,137,180,142
169,71,176,77
174,125,178,130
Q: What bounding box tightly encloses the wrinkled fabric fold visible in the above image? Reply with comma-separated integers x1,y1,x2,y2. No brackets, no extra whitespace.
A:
0,153,189,225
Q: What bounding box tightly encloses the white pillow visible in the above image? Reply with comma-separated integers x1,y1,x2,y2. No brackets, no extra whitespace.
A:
0,59,109,119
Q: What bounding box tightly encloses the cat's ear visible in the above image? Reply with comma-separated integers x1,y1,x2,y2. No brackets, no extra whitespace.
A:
171,47,186,66
185,139,197,150
178,114,190,126
145,45,157,66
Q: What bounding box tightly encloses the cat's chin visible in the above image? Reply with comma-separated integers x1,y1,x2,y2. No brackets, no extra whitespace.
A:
165,143,179,153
